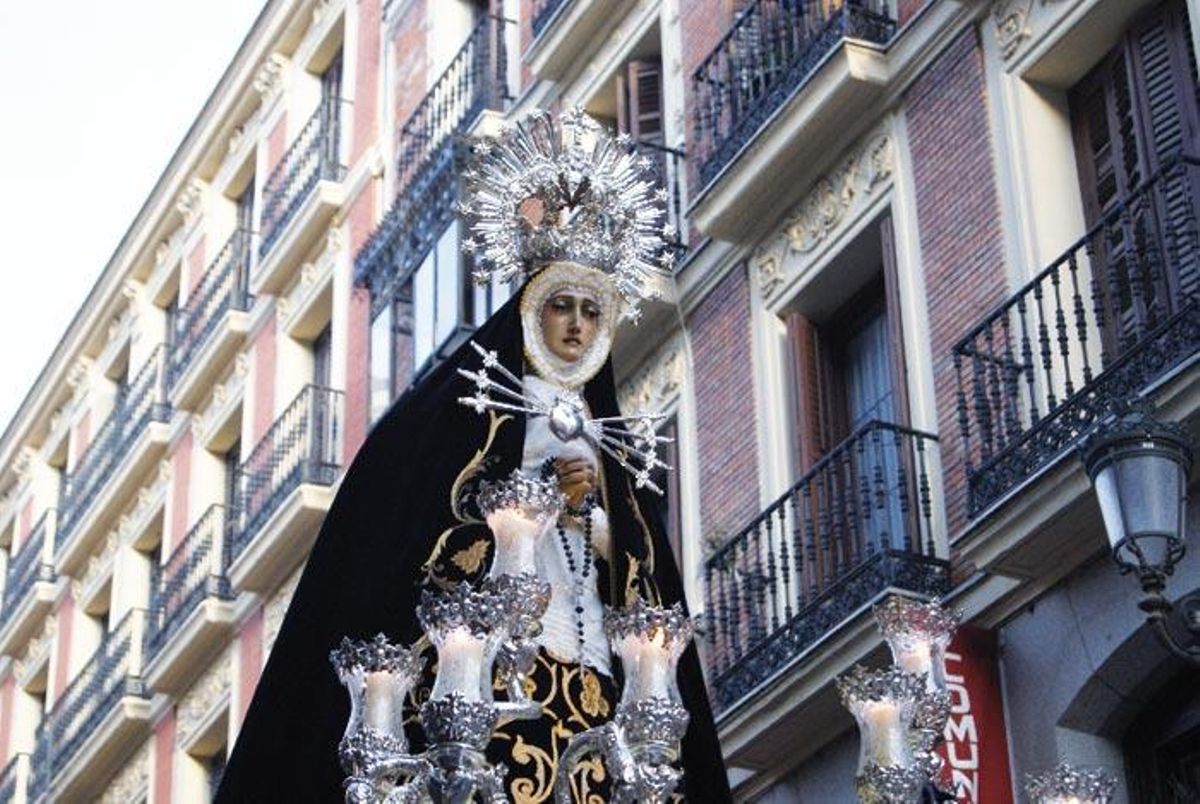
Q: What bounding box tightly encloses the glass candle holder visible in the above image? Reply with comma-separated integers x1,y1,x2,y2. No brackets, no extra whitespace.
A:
1024,762,1117,804
418,582,507,704
605,599,693,707
836,665,927,803
329,634,424,771
873,595,958,753
476,470,564,578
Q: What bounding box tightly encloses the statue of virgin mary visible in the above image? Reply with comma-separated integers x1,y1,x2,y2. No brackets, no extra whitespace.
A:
216,110,731,803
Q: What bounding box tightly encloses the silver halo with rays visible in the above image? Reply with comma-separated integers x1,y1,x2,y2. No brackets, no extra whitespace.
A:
457,341,673,494
458,107,676,323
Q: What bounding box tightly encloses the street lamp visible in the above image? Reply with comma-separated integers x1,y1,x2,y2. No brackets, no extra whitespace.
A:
1081,403,1198,664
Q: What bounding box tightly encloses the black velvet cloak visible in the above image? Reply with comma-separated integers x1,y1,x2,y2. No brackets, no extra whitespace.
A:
216,288,731,802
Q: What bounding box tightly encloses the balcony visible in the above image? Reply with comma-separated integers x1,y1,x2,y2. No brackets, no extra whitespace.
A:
144,504,235,694
531,0,571,39
703,421,948,717
228,385,342,592
953,155,1200,525
254,102,345,296
394,14,508,192
167,229,254,410
688,0,896,240
634,139,688,262
41,609,151,800
0,753,30,804
0,510,57,653
356,15,508,312
56,346,174,574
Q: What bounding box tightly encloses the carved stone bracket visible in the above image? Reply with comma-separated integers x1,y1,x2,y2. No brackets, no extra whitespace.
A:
253,53,289,104
175,178,208,227
264,565,303,655
751,127,894,300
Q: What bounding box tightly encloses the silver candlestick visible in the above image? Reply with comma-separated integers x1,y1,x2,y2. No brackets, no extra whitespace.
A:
553,599,693,804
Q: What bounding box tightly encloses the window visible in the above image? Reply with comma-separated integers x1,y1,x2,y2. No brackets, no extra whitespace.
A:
1124,670,1200,801
1069,0,1200,347
224,440,241,511
313,324,332,388
648,414,683,568
411,222,508,376
320,52,344,168
783,216,911,568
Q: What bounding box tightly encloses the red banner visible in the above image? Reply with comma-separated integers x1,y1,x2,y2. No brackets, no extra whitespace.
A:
936,625,1014,803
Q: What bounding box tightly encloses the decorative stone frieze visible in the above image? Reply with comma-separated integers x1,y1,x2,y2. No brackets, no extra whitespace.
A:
619,333,686,415
264,565,303,654
176,645,232,748
992,0,1070,62
98,738,151,804
750,127,894,301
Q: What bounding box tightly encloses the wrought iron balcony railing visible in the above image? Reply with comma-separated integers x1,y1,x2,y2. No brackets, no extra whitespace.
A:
0,753,28,803
147,504,233,659
531,0,572,39
259,102,344,259
3,509,55,613
28,731,49,803
633,139,688,261
703,420,949,712
356,16,508,312
395,14,508,192
168,230,253,388
58,346,170,542
690,0,896,189
229,384,343,565
953,154,1200,516
43,609,148,780
357,135,466,316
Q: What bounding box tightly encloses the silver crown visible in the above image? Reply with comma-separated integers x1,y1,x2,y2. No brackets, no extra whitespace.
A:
458,108,675,319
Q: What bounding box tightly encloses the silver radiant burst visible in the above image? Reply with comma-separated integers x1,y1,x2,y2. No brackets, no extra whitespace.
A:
457,341,673,493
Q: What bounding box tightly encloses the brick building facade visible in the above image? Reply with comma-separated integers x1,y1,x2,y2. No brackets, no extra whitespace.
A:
0,0,1196,801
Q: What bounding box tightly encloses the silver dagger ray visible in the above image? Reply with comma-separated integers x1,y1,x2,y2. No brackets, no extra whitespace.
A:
456,341,673,494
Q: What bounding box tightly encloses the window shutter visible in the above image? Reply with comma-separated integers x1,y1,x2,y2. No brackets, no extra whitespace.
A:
622,60,664,143
785,311,827,471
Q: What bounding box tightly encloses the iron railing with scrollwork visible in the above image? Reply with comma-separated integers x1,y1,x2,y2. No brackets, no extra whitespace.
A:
395,14,508,191
953,154,1200,516
531,0,572,38
690,0,896,189
633,139,689,260
3,509,55,614
229,385,343,565
58,346,171,543
28,732,49,803
356,139,465,317
43,609,148,780
147,504,233,659
259,102,344,258
168,229,253,388
355,16,509,314
0,753,28,804
703,420,949,712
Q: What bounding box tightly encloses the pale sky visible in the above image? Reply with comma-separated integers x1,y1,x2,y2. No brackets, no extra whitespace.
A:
0,1,267,435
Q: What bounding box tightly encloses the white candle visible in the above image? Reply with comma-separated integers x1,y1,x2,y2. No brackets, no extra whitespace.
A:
894,641,932,676
431,627,487,702
486,508,546,577
626,629,672,701
363,670,402,735
858,700,914,769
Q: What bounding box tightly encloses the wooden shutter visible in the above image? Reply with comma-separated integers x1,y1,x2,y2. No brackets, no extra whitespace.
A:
785,311,828,472
617,60,664,143
1070,0,1200,351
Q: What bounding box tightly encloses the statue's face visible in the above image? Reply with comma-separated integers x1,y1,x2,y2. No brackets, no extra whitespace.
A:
540,292,602,363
